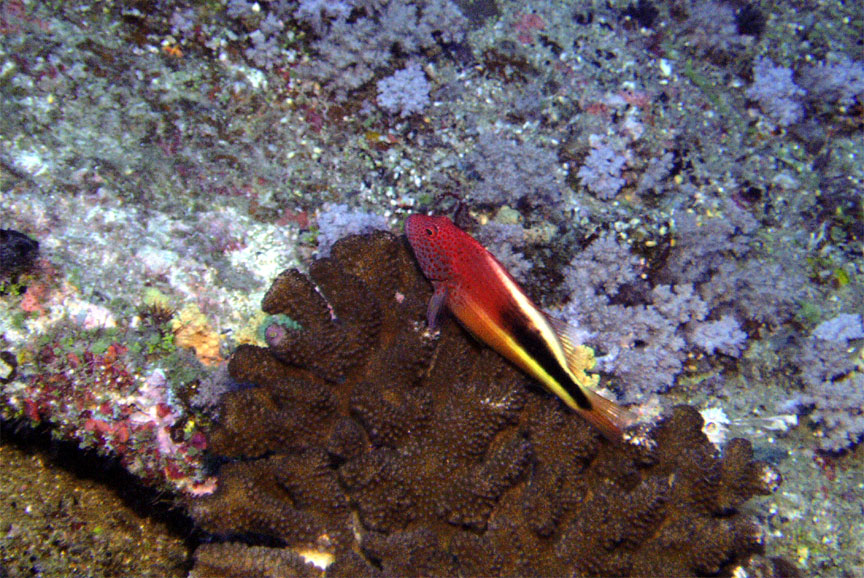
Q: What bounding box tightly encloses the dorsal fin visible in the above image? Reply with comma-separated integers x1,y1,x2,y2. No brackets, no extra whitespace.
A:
546,315,594,376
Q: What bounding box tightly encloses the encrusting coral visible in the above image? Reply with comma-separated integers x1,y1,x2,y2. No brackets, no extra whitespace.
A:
189,231,793,577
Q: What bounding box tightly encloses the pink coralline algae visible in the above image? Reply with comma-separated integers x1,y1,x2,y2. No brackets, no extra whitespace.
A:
15,342,212,493
514,12,546,44
0,0,50,35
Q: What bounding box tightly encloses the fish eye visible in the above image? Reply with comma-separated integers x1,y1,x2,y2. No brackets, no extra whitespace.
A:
425,226,437,236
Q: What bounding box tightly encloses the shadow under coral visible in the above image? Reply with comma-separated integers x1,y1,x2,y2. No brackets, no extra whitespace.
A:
188,231,795,578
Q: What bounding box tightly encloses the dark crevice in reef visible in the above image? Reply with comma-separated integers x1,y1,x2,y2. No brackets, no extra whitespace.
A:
0,417,199,559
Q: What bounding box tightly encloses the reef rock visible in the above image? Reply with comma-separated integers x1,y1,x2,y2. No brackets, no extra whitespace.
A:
189,231,788,577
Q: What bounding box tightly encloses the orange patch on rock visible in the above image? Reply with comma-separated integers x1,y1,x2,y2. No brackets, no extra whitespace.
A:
170,304,223,366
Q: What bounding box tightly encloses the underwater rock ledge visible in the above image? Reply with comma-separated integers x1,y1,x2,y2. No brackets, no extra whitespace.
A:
188,231,794,578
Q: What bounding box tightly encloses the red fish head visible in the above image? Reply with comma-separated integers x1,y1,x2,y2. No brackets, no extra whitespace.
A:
405,214,464,282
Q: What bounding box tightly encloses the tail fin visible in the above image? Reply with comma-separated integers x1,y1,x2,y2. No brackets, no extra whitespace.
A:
577,388,636,442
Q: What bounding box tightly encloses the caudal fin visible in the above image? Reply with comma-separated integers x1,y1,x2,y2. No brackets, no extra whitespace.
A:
577,388,636,442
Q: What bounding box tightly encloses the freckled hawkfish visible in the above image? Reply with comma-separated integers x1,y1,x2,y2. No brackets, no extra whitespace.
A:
405,214,633,441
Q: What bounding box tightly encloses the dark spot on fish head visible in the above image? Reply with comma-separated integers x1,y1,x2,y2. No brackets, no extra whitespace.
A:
405,214,459,281
406,214,452,244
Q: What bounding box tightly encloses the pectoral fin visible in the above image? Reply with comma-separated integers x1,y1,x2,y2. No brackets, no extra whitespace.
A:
427,284,448,331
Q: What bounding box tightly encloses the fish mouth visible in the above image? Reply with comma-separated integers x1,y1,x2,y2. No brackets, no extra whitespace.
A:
405,214,423,231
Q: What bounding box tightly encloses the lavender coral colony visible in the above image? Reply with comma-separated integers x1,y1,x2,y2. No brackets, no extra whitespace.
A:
0,0,861,576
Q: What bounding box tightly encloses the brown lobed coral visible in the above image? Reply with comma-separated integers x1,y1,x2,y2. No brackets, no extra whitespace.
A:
188,231,792,577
